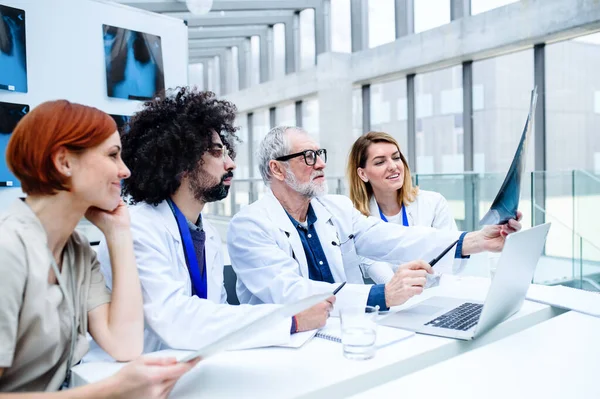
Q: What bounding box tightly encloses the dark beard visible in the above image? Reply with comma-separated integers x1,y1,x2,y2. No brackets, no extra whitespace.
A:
190,170,233,203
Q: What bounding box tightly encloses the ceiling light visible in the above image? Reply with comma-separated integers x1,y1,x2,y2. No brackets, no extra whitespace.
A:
185,0,213,15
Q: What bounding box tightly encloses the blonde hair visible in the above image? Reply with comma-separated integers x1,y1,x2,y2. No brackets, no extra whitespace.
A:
347,131,418,217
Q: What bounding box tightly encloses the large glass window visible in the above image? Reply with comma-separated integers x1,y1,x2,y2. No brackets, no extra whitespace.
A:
415,65,463,174
302,97,320,141
252,109,270,177
331,0,351,53
273,23,286,78
188,63,203,90
472,49,534,174
414,0,450,33
370,78,408,153
546,33,600,172
276,102,296,126
471,0,519,15
230,47,239,92
368,0,395,48
250,36,260,85
206,57,216,93
235,114,250,179
300,8,316,70
352,87,363,138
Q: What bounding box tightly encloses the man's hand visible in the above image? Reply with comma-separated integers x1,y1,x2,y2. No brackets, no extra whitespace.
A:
384,261,432,308
295,296,335,332
462,211,523,255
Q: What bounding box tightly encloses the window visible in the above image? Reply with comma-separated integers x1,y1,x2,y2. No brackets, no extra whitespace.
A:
250,36,260,85
188,63,203,90
471,0,519,15
230,47,239,92
302,97,320,141
331,0,351,53
252,109,270,177
546,33,600,172
368,0,395,48
273,24,286,78
414,0,450,33
370,78,408,153
235,114,250,179
276,102,296,126
472,49,534,174
300,9,316,69
352,87,363,138
415,65,463,174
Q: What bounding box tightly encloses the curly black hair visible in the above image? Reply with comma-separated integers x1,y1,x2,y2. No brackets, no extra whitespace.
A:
121,87,239,205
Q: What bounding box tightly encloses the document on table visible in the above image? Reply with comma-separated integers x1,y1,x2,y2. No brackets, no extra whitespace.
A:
526,284,600,318
315,321,415,349
480,87,538,226
179,292,331,362
275,330,319,348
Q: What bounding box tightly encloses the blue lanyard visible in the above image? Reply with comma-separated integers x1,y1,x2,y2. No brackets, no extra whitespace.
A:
167,199,207,299
379,204,409,227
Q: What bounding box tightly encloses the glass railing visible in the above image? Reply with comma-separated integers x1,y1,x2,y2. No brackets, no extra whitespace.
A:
573,170,600,248
203,169,600,291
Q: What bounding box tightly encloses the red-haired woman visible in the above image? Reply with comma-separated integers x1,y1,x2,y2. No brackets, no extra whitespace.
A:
0,100,197,397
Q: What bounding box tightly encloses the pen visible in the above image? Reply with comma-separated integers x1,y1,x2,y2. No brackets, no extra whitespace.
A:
333,281,347,295
428,239,459,267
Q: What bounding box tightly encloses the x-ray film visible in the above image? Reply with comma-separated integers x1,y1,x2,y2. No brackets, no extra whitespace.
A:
479,87,538,226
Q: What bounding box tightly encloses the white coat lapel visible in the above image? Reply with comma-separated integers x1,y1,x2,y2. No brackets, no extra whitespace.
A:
405,198,417,226
203,221,219,278
155,201,187,272
264,193,309,277
312,199,346,283
369,196,380,218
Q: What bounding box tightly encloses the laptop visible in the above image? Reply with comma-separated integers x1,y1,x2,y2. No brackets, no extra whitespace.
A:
379,223,551,340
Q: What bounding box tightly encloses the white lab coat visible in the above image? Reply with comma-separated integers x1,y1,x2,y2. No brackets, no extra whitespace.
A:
361,191,468,284
227,192,462,311
85,200,291,361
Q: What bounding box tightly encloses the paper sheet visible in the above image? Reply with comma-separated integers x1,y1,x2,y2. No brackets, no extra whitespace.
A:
526,284,600,318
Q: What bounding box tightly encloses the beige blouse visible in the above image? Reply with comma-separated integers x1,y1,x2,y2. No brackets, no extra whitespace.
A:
0,199,111,392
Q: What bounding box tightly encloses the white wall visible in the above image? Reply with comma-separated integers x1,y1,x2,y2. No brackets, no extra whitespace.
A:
0,0,189,210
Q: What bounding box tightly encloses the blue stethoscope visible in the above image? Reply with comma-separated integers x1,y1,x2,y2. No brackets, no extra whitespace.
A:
379,204,409,227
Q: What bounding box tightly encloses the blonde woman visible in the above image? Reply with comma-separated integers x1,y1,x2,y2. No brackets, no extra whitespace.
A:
347,131,465,283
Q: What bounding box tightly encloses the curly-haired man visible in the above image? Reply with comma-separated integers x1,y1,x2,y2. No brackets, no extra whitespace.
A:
86,87,332,359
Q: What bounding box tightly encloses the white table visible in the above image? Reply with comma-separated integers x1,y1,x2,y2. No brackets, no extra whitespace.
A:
71,277,563,398
349,311,600,399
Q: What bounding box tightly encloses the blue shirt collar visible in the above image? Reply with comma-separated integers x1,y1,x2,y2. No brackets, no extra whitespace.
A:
286,204,318,229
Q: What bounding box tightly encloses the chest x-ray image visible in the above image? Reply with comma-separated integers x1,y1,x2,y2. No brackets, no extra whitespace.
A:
103,24,165,100
0,5,28,93
0,101,30,186
480,87,538,226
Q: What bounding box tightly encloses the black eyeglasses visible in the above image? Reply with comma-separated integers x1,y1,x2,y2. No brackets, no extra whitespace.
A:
275,149,327,166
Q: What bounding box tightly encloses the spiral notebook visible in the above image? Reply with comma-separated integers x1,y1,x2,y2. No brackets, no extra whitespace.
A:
315,322,415,349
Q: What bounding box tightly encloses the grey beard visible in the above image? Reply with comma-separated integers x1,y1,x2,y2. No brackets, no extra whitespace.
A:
283,166,328,199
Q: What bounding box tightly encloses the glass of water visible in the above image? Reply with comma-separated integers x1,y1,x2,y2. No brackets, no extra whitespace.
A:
339,305,378,360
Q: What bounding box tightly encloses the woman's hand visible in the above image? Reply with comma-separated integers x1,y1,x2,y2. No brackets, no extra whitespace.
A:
107,356,200,399
85,199,131,235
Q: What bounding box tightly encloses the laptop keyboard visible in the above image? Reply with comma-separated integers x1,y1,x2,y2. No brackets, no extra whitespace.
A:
425,302,483,331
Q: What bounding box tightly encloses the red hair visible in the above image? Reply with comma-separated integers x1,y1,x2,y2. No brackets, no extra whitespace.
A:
6,100,117,195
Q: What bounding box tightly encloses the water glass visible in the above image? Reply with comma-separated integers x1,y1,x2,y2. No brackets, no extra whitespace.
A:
339,305,378,360
488,252,501,279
